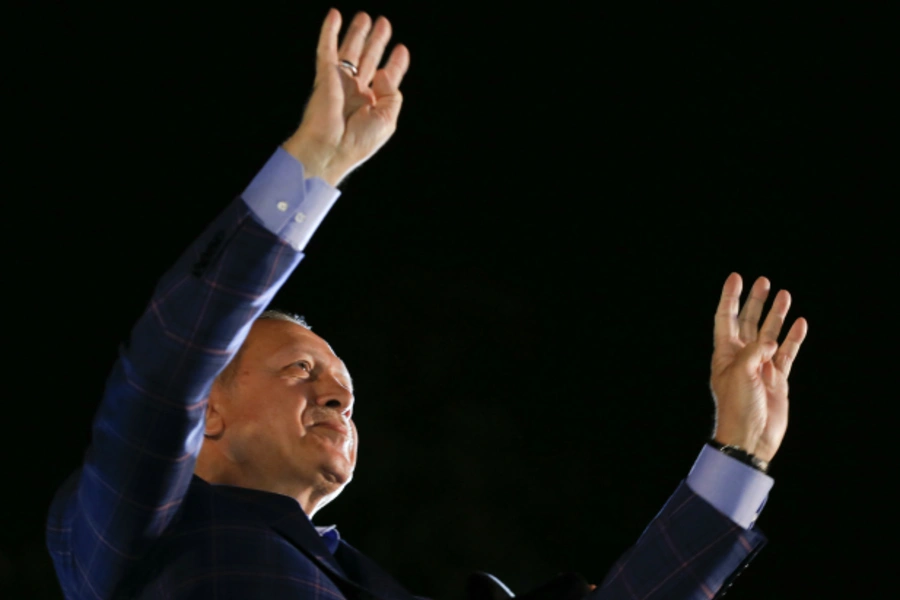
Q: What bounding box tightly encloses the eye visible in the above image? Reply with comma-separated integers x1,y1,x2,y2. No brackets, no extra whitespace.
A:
292,360,312,372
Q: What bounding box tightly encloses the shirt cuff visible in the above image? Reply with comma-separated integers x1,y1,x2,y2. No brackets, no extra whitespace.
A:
686,444,774,529
240,147,341,251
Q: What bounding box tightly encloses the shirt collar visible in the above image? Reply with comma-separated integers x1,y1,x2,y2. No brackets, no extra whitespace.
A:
315,524,341,554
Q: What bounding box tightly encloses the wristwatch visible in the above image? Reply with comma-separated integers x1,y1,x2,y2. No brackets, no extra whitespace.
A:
707,439,770,473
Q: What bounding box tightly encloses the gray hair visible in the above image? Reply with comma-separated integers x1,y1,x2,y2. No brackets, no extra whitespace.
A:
257,309,311,330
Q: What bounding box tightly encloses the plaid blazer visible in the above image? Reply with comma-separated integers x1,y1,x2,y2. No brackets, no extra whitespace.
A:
46,196,766,599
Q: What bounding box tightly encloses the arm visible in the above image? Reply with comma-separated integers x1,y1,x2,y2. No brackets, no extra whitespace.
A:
47,190,307,599
593,274,808,599
46,10,409,598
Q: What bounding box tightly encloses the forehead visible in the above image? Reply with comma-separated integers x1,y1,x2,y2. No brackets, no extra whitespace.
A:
246,320,348,371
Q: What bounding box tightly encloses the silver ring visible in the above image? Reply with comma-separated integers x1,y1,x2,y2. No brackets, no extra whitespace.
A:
339,60,358,76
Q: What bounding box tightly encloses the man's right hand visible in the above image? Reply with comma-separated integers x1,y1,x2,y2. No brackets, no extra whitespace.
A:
710,273,808,463
283,9,410,186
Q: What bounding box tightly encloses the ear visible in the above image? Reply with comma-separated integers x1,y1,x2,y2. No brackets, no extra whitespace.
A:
204,384,227,439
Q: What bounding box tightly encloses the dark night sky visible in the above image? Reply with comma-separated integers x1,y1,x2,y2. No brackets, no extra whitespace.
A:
5,2,892,598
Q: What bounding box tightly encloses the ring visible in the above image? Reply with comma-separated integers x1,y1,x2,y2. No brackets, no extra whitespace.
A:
339,60,358,76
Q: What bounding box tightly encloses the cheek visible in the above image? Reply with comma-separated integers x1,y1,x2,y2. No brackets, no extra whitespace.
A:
231,397,308,445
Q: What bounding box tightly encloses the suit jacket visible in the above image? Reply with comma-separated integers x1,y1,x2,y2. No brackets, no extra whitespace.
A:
47,195,766,600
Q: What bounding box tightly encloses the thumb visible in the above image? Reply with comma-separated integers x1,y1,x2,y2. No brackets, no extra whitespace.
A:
736,340,778,375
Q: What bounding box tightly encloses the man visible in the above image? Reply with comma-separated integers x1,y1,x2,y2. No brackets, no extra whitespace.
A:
46,8,807,599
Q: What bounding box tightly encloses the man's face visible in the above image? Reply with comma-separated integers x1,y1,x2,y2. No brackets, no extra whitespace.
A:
211,319,357,506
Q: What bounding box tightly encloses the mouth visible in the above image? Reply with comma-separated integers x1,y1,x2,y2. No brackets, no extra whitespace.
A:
311,420,349,437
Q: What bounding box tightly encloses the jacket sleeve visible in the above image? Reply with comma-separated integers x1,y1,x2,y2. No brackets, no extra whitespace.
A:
47,196,304,599
593,481,766,600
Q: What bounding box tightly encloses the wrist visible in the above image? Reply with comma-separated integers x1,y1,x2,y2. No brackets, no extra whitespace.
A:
712,419,762,455
281,139,344,187
708,439,770,473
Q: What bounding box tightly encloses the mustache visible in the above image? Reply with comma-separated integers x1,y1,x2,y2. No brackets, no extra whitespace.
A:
305,409,354,438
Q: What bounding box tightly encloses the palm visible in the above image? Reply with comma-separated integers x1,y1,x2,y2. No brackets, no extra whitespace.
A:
711,274,807,462
341,74,402,158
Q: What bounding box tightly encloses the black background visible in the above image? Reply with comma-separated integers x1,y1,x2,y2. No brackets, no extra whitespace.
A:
4,2,892,598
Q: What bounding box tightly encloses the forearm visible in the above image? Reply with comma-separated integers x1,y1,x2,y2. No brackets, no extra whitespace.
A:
594,481,766,599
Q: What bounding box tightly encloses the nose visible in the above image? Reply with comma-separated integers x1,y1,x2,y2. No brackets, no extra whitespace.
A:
315,372,354,417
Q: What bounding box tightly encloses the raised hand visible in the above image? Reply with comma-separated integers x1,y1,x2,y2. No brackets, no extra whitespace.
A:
710,273,808,463
284,9,410,186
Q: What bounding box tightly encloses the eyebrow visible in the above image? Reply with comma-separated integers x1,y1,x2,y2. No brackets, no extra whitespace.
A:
274,345,354,392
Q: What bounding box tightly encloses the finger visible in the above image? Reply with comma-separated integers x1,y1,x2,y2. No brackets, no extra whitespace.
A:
760,359,779,389
736,339,778,377
372,43,410,97
305,9,344,124
357,16,392,86
316,9,341,69
758,289,791,344
774,317,808,377
714,272,742,349
338,12,372,67
737,276,771,343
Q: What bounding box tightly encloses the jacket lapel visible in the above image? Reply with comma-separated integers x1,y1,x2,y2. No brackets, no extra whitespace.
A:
268,510,350,582
271,518,419,600
335,540,422,600
214,484,418,600
213,485,351,589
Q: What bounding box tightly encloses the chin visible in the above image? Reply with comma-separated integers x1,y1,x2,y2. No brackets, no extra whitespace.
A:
318,452,355,487
310,468,351,512
322,465,354,487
